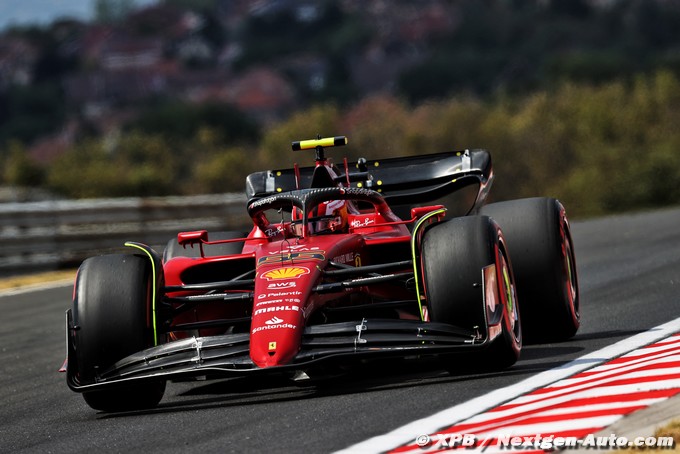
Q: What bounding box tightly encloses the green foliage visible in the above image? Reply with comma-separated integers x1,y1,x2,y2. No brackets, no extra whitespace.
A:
3,142,45,187
252,70,680,218
163,0,217,11
191,146,257,194
397,0,680,102
552,71,680,215
128,101,260,144
94,0,137,24
235,1,367,67
10,69,680,218
47,139,120,198
259,104,341,169
46,132,180,198
0,83,65,144
427,70,680,217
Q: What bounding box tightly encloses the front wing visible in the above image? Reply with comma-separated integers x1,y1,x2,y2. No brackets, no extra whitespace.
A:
66,315,491,392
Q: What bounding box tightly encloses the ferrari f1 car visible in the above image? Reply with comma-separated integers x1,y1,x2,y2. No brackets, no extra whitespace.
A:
64,136,579,411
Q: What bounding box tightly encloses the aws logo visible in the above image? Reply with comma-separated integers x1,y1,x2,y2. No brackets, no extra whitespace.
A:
260,266,310,281
257,251,325,267
267,281,296,289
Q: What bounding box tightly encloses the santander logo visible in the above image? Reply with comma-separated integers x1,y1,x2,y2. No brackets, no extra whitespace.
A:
265,316,284,325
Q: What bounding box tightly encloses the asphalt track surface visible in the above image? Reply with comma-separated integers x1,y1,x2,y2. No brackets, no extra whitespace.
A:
2,206,680,453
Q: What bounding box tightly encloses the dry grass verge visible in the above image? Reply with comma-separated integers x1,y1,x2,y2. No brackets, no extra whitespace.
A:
0,270,76,291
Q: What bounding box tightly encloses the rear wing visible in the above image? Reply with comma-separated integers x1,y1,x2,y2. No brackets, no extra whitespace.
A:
245,148,493,206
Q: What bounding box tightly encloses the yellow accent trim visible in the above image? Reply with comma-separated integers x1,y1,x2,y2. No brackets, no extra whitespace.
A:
292,136,347,150
502,263,513,313
410,208,447,321
276,171,281,176
276,187,282,192
124,242,158,346
357,182,363,188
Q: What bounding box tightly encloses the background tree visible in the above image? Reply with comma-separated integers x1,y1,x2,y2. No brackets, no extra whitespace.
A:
94,0,137,24
3,142,45,187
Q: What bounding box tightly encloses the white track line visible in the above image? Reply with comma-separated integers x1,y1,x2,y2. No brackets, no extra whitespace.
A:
334,317,680,454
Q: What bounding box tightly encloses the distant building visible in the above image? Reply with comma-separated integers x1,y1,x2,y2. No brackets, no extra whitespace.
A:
0,36,37,88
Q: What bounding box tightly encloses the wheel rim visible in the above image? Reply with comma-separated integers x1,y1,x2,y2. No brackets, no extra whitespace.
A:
561,219,579,320
499,248,521,342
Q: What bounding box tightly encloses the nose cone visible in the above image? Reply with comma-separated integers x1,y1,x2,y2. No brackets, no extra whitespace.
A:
251,241,330,368
250,309,304,368
250,263,310,368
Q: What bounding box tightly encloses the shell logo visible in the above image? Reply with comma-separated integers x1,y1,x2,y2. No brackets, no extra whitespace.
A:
261,266,310,281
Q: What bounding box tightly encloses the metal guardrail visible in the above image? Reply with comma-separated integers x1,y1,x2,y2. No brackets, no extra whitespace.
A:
0,193,250,276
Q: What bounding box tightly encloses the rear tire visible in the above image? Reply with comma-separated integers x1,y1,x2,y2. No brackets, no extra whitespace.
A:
421,216,522,370
163,231,245,261
73,254,165,411
481,198,579,342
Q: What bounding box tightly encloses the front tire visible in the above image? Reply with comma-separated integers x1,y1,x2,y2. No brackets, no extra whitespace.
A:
73,254,165,411
421,216,522,370
481,198,580,342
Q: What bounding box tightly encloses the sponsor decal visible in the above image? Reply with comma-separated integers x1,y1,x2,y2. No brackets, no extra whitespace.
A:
332,252,362,267
257,291,302,299
252,323,296,334
264,226,284,237
260,266,310,280
333,252,354,264
256,298,301,307
256,298,283,305
265,316,283,325
254,305,300,316
268,341,277,351
350,217,376,228
257,252,325,267
343,187,375,197
267,245,321,255
249,196,278,210
267,281,296,289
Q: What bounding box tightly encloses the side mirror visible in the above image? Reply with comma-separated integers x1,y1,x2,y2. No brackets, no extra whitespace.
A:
410,205,445,220
177,230,208,246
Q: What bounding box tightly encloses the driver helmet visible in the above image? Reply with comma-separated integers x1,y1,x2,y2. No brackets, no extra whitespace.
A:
311,199,348,233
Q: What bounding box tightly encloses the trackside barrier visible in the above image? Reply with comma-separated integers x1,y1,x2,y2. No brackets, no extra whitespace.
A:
0,193,250,276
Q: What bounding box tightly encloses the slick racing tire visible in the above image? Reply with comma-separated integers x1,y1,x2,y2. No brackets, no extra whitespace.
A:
481,197,579,342
421,216,522,370
72,254,166,411
163,231,246,261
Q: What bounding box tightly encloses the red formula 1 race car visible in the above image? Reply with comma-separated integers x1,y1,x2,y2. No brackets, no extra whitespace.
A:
64,136,579,411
